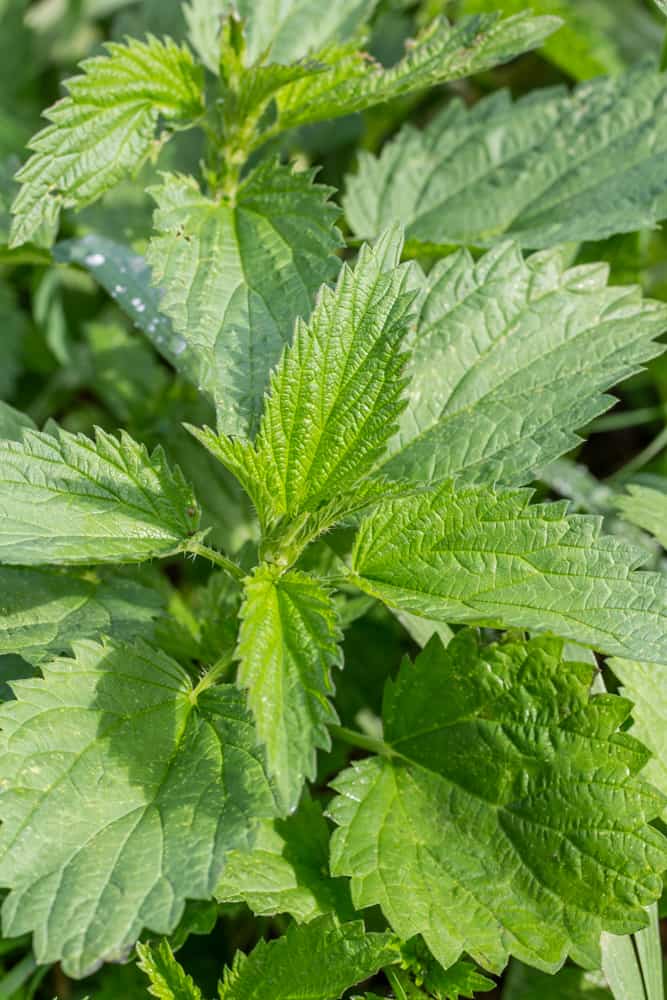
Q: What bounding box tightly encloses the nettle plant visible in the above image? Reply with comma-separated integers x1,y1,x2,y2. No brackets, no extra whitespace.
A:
3,1,667,997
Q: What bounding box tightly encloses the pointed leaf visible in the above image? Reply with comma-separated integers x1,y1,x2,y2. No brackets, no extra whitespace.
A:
237,566,342,811
352,485,667,664
329,631,667,973
610,657,667,817
379,243,667,487
0,425,200,565
147,163,342,435
137,939,203,1000
344,65,667,251
10,36,204,247
615,485,667,548
0,640,276,977
217,915,396,1000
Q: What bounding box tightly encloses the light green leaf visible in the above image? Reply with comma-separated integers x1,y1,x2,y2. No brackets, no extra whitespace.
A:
137,939,203,1000
218,915,397,1000
615,485,667,548
237,565,342,812
0,566,161,664
329,631,667,974
0,639,277,978
271,13,560,134
610,657,667,817
378,242,667,487
461,0,661,81
201,228,414,528
215,793,352,921
655,0,667,15
185,0,379,71
352,485,667,664
423,958,496,998
146,163,342,436
344,65,667,251
0,425,200,565
10,36,204,247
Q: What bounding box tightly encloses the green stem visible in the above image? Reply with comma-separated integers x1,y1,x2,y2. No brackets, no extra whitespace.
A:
330,725,387,757
186,541,245,582
385,967,409,1000
612,424,667,483
0,953,37,997
191,651,235,700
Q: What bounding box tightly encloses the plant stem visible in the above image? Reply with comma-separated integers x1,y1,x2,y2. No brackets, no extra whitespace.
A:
0,953,37,997
385,967,409,1000
186,540,245,582
191,651,235,700
329,725,387,756
612,424,667,483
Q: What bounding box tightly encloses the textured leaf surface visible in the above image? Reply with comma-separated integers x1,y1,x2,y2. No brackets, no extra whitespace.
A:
329,631,667,973
0,640,276,977
147,164,341,436
352,485,667,664
615,485,667,548
421,958,496,998
209,228,414,526
10,36,204,247
462,0,661,80
379,243,667,487
218,915,396,1000
0,566,161,663
0,425,200,564
237,566,342,812
344,65,667,250
137,939,203,1000
610,657,667,818
272,13,559,133
216,794,352,921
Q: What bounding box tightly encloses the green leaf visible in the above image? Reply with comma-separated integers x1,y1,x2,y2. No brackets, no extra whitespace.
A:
377,243,667,487
137,939,203,1000
237,565,342,812
461,0,661,81
352,485,667,664
0,402,34,442
610,657,667,816
615,485,667,548
201,228,414,529
215,793,352,921
0,639,276,977
0,280,26,399
329,631,667,974
218,915,397,1000
424,958,496,998
186,0,379,70
344,65,667,251
0,566,161,664
146,163,342,436
10,36,204,247
271,13,559,134
0,425,200,565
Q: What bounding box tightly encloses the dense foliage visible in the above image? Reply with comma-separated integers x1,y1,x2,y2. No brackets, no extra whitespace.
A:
1,1,667,998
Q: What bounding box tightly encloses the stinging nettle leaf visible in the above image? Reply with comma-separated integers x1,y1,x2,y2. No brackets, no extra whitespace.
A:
147,163,342,436
10,35,204,247
270,13,560,135
215,793,353,921
237,565,343,812
0,566,161,664
380,242,667,487
218,914,397,1000
192,228,415,530
0,639,277,977
352,485,667,665
0,425,200,565
344,64,667,251
137,939,203,1000
329,631,667,974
